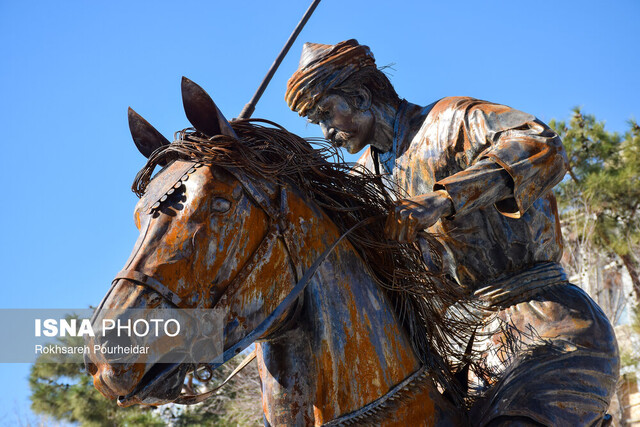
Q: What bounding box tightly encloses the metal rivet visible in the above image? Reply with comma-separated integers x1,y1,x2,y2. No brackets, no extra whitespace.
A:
151,202,160,210
160,195,168,202
167,188,175,195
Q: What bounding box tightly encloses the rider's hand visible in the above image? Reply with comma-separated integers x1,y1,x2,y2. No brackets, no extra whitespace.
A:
384,190,454,243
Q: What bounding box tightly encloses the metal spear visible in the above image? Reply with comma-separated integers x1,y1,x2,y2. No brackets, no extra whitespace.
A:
237,0,321,119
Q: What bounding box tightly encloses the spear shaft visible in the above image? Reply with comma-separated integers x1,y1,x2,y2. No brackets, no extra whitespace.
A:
238,0,321,119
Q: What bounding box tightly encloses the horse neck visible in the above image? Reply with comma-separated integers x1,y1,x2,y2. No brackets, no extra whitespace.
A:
256,188,449,425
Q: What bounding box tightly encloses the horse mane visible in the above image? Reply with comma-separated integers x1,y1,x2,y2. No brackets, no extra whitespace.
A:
132,118,483,406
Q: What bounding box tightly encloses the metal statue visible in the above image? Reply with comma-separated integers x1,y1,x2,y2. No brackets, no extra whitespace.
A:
86,77,483,425
286,39,619,426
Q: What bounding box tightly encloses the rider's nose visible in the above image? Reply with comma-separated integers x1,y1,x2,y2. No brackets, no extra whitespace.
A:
319,122,331,138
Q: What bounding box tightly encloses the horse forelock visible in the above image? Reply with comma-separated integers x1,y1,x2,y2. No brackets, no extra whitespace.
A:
131,118,487,407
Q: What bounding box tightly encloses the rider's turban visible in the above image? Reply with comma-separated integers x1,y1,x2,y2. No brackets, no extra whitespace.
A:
285,39,376,117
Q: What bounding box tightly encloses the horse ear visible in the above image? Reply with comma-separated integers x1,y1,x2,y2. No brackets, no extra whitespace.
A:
128,107,170,161
181,76,237,138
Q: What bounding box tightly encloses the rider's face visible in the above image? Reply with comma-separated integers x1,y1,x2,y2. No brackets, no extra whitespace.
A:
308,94,374,154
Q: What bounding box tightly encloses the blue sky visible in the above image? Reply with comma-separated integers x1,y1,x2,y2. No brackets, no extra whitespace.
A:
0,0,638,423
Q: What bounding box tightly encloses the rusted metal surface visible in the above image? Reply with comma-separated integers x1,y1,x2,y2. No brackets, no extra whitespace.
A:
471,267,619,426
127,107,170,161
356,95,620,425
182,77,237,138
387,97,568,287
252,186,459,425
286,39,620,425
86,80,465,425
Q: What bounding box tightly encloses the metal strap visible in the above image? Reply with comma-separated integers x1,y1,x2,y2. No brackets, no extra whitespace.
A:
225,169,304,282
322,365,429,426
113,269,185,307
213,223,280,302
202,219,361,372
474,261,567,308
174,349,257,405
276,187,304,280
226,166,279,220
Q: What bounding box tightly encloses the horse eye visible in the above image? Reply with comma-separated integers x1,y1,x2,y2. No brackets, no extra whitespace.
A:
211,197,231,213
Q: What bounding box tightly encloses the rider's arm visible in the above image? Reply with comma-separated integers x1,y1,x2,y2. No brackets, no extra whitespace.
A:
435,113,568,219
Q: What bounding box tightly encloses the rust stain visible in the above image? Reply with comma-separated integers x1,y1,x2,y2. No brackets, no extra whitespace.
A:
90,147,454,424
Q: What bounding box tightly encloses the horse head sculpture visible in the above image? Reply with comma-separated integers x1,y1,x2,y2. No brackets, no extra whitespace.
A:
86,77,466,425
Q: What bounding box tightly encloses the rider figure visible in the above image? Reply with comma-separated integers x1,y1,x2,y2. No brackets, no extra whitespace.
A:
286,39,619,426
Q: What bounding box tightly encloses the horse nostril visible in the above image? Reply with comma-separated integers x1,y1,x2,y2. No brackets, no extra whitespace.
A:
86,361,98,376
102,326,134,351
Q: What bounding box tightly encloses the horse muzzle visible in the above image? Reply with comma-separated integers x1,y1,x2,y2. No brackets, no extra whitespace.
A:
90,357,189,406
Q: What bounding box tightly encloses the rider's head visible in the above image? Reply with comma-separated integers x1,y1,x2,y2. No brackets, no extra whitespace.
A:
286,39,400,154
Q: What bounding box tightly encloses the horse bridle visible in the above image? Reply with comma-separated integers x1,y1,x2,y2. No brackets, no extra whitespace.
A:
92,161,427,422
91,161,358,402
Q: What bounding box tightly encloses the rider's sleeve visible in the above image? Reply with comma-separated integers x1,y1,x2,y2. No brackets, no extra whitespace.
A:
434,102,568,219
